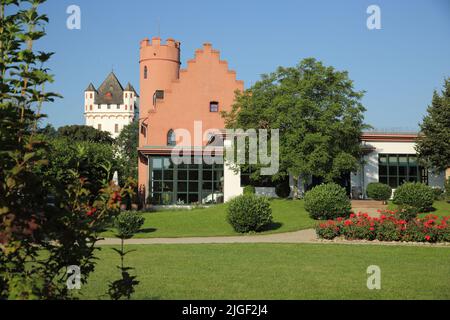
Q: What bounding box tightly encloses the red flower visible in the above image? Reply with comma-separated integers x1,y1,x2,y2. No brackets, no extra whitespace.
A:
112,192,122,203
370,227,375,231
86,207,97,217
344,220,353,226
425,235,431,241
350,214,355,218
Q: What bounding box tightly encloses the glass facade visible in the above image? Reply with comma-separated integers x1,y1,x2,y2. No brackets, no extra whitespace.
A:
378,154,428,188
149,156,224,205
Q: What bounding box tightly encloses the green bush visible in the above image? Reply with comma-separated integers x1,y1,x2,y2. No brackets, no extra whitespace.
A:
397,205,420,221
275,181,291,198
445,178,450,200
431,187,444,200
366,182,392,202
304,183,352,220
227,194,273,233
393,182,434,213
243,185,256,195
114,212,145,239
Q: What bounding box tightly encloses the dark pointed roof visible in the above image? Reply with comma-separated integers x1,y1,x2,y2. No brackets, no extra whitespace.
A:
124,82,139,97
95,72,124,105
85,83,97,92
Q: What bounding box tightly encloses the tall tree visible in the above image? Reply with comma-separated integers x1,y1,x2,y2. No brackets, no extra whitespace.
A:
416,78,450,172
115,121,139,182
223,58,368,198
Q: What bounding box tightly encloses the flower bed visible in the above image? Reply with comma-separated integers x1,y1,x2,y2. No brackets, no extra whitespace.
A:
316,210,450,243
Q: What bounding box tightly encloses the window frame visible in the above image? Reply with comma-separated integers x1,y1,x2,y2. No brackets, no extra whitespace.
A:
209,101,219,113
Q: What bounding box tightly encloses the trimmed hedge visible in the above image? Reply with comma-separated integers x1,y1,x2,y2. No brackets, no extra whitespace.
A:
393,182,434,213
366,182,392,202
304,183,351,220
227,194,273,233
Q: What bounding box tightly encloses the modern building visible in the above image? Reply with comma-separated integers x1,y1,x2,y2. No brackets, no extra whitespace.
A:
137,37,244,205
349,132,446,199
84,72,139,138
137,37,447,205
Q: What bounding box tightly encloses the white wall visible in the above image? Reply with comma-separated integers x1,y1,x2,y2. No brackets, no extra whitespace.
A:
84,90,138,138
352,141,445,197
224,161,243,202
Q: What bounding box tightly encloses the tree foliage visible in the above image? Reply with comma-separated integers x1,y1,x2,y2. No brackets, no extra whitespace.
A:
115,121,138,182
416,78,450,172
222,58,367,197
0,0,133,299
57,124,114,144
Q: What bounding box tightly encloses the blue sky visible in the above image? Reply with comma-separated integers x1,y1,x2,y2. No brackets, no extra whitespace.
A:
37,0,450,130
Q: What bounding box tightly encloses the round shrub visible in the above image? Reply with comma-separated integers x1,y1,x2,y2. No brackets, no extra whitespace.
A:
304,183,352,220
393,182,434,213
243,185,255,195
227,194,273,233
366,182,392,202
275,181,291,198
114,211,145,239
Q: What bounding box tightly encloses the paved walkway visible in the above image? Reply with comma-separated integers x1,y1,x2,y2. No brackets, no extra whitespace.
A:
98,229,318,245
97,229,450,247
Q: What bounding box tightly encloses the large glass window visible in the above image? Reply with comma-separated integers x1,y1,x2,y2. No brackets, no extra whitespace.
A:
149,156,224,205
378,154,428,188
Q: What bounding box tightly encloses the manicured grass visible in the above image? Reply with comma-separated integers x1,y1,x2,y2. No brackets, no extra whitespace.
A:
102,199,315,238
77,243,450,300
388,200,450,218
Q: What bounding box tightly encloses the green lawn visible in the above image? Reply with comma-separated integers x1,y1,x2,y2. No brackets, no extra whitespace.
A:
102,199,315,238
77,243,450,300
388,200,450,218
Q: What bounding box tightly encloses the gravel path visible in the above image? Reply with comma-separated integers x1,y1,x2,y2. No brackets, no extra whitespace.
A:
97,229,318,245
97,229,450,247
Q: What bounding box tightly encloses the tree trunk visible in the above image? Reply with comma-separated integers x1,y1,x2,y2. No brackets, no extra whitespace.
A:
292,176,299,200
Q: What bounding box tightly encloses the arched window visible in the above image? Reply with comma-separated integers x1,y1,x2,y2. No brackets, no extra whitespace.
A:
144,66,148,79
167,129,176,146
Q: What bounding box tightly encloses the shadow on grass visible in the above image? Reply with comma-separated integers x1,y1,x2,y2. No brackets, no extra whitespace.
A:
260,222,283,232
136,228,157,234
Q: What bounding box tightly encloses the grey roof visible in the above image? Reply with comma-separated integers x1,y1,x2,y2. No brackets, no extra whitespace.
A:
95,72,124,105
85,83,97,92
124,82,138,96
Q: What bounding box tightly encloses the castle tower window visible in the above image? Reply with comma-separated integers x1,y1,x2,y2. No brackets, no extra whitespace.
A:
117,105,120,109
90,105,93,111
144,66,148,79
167,129,176,146
90,93,93,99
210,101,219,112
125,105,128,110
125,93,128,98
98,124,102,131
115,124,119,133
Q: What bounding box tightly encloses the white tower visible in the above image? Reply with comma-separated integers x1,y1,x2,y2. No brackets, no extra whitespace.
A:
84,72,139,138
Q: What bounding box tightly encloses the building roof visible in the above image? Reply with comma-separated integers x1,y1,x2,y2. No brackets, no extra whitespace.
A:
85,83,97,92
124,82,139,97
95,72,125,105
361,132,419,142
